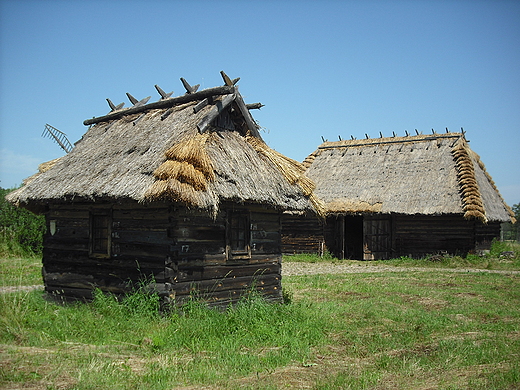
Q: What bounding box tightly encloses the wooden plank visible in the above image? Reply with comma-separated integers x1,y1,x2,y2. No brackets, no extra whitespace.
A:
174,284,282,308
48,210,89,219
45,286,94,301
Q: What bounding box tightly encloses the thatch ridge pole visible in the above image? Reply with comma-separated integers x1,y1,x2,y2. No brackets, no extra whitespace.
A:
83,86,235,126
319,133,463,150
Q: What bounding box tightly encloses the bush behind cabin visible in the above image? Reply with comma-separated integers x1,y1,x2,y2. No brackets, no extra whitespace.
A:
0,187,45,257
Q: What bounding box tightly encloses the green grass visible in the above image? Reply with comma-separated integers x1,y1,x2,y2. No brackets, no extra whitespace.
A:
0,285,328,389
1,246,520,389
287,240,520,271
0,255,41,286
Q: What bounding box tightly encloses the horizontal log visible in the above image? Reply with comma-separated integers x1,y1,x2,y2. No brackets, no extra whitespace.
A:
84,86,235,126
48,210,89,219
175,263,280,282
245,103,264,110
173,273,280,296
115,230,170,245
45,286,94,302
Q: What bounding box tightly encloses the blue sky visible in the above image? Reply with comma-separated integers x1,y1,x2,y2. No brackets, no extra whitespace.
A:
1,0,519,206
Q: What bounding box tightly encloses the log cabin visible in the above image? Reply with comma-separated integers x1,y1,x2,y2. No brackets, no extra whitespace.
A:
282,132,515,259
7,72,321,307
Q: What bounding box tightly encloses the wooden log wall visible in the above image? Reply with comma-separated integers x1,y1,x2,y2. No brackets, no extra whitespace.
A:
281,213,325,255
42,201,283,307
393,215,476,257
474,222,501,250
171,204,283,306
43,202,171,301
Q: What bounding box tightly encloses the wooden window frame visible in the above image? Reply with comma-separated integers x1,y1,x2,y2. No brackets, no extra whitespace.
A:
89,209,112,259
227,210,251,260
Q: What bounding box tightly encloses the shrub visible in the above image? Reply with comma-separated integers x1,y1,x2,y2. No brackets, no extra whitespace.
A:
0,187,45,257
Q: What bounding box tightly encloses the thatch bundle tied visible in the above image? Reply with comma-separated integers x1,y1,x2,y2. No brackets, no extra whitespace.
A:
145,133,215,204
451,138,487,223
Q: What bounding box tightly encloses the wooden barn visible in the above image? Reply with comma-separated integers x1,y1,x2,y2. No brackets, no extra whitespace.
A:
282,132,515,259
7,72,320,306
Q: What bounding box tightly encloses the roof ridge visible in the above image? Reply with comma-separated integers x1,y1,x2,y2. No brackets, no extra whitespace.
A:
319,132,464,149
84,85,235,126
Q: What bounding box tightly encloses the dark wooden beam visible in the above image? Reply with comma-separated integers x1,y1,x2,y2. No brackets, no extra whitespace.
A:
155,85,173,100
127,93,151,107
193,97,211,113
197,93,235,133
180,78,199,94
83,85,235,126
161,108,173,121
133,113,146,126
220,71,240,86
106,98,124,112
126,93,138,105
245,103,264,110
234,89,261,139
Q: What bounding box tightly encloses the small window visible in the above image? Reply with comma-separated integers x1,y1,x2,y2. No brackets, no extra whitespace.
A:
90,211,111,258
228,211,250,259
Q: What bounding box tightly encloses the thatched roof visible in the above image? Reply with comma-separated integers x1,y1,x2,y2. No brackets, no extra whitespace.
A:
305,132,514,223
7,74,318,215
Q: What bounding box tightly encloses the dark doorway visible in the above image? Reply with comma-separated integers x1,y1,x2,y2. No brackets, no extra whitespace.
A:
344,216,363,259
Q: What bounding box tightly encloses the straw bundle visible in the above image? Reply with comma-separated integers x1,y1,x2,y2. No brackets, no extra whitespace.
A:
164,133,215,180
470,149,516,223
39,158,61,173
146,132,216,204
144,178,200,205
246,136,305,180
302,150,320,169
153,160,208,190
452,138,487,223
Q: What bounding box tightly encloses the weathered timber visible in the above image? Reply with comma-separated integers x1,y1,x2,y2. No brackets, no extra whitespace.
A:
173,273,280,296
197,93,235,133
246,103,264,110
176,262,280,282
174,284,282,308
155,85,173,100
193,97,210,113
83,86,235,126
40,198,287,306
234,89,261,138
180,78,200,94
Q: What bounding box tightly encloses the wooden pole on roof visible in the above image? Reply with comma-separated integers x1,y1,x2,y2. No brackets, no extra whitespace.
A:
83,85,235,126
